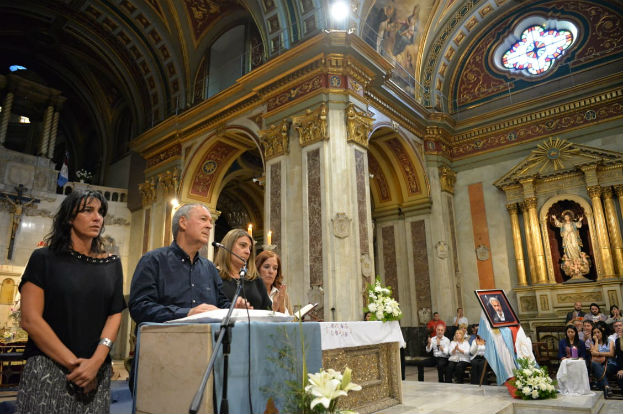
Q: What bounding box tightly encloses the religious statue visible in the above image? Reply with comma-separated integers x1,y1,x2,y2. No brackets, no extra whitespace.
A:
551,210,591,280
2,184,35,260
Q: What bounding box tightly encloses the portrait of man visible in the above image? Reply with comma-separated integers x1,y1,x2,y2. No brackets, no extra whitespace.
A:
475,290,519,328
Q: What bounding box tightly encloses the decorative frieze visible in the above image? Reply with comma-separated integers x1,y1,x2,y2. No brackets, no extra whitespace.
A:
293,103,328,147
345,103,373,148
260,120,290,160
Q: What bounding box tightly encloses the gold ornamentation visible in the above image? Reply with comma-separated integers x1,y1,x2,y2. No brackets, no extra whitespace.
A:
157,168,180,197
292,103,328,147
587,185,602,199
602,187,614,199
506,203,518,213
345,103,374,148
523,137,580,173
557,293,603,303
260,120,290,160
139,177,156,207
615,185,623,197
524,197,537,209
438,165,456,194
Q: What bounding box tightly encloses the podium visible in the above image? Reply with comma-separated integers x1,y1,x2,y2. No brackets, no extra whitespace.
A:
134,321,404,414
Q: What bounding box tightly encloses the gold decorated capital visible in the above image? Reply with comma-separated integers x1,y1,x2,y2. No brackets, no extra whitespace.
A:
587,185,602,199
260,120,290,160
292,103,328,147
438,165,456,194
615,185,623,197
506,203,518,214
139,177,156,207
524,197,537,209
157,168,180,198
345,103,374,148
602,187,614,199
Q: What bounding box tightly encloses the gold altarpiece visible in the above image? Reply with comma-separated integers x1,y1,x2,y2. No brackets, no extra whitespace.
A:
494,138,622,331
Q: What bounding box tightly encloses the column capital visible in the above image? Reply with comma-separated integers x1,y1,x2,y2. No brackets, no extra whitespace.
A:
292,103,328,147
587,185,602,199
601,186,614,199
139,177,157,207
345,103,373,148
506,203,519,214
439,165,456,194
614,185,622,197
260,120,290,160
524,197,537,209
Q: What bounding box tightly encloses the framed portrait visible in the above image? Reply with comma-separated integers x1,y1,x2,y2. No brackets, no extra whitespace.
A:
475,289,519,328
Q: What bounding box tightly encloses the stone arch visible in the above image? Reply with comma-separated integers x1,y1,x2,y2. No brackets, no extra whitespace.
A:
539,194,599,282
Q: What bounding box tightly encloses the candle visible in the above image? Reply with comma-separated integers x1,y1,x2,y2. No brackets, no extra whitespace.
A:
571,346,578,358
267,230,272,245
247,224,253,236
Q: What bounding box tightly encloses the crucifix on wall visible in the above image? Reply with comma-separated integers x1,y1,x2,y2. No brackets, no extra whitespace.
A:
2,184,37,260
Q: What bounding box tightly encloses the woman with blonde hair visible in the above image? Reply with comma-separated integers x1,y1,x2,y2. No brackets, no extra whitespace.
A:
255,250,292,314
214,229,271,310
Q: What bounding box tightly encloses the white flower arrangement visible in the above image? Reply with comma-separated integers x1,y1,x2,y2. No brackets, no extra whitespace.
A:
305,367,361,414
75,169,93,181
364,277,402,322
512,357,557,400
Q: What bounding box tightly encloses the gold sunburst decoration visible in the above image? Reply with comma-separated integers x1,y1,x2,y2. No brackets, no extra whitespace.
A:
520,137,580,174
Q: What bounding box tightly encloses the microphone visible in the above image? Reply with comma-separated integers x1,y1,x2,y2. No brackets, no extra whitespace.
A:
212,241,226,249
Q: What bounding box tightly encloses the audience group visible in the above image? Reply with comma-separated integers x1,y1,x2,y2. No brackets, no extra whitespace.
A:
415,302,623,397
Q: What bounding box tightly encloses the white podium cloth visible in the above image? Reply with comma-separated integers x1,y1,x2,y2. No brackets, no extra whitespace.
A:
556,359,592,395
320,320,406,350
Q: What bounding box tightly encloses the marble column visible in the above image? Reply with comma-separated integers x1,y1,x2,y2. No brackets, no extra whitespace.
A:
525,197,548,284
39,104,54,156
507,203,528,286
0,91,14,146
587,185,614,278
521,201,536,283
602,187,622,277
47,110,60,159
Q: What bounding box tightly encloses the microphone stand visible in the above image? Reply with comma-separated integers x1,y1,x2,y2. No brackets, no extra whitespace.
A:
189,247,248,414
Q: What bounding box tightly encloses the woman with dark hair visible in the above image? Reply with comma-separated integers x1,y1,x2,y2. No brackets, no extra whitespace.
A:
606,304,622,328
590,326,614,393
558,325,586,360
214,228,271,310
255,250,292,314
16,189,126,413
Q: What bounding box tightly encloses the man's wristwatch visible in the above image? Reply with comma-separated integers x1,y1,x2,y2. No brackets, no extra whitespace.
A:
99,337,114,349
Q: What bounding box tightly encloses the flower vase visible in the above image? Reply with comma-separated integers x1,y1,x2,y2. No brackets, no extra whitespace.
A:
79,179,85,183
504,378,520,399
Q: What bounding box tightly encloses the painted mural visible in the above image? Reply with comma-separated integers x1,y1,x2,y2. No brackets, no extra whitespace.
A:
363,0,434,77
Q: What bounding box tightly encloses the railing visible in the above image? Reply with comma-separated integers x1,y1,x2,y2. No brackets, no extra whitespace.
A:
62,181,128,203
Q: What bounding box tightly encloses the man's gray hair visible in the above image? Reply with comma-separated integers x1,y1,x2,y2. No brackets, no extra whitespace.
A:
488,296,500,306
172,203,208,239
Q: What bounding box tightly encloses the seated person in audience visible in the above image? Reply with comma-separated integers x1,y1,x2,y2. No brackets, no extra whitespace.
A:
468,324,479,345
582,320,595,351
610,326,623,391
256,250,292,314
453,307,468,328
470,331,486,385
566,301,585,323
426,312,446,337
558,325,586,360
446,329,470,384
573,319,585,341
584,303,607,323
215,229,271,310
608,320,622,345
590,326,615,393
416,324,450,382
606,305,621,329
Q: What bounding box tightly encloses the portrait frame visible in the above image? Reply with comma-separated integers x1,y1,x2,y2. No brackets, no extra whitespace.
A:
475,289,519,328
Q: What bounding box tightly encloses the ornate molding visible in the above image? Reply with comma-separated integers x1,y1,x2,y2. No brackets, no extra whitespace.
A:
524,197,537,209
438,165,456,194
292,103,328,147
157,168,180,198
601,186,614,199
146,144,181,170
260,120,290,160
615,185,623,197
138,177,156,207
345,103,373,148
506,203,518,214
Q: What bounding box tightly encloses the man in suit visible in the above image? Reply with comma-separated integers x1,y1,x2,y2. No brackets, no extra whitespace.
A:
489,296,512,323
566,301,585,323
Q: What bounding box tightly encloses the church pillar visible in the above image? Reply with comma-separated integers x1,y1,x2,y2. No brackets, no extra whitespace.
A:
0,91,14,146
602,187,622,278
521,201,536,283
39,104,54,156
525,197,548,284
47,110,60,159
615,185,623,216
507,203,528,286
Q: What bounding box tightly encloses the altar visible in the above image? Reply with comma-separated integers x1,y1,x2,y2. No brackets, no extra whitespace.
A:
133,321,404,414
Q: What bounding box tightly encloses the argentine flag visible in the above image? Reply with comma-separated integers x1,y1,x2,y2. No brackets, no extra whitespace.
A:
57,156,69,187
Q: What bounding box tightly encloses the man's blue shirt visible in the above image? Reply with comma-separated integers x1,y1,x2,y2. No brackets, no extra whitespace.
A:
129,241,230,324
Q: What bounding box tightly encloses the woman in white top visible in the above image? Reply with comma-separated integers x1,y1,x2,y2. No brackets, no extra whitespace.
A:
470,333,486,384
446,329,471,383
255,250,292,314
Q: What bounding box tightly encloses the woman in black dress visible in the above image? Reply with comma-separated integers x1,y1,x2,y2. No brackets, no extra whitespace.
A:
17,189,126,413
215,229,271,310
